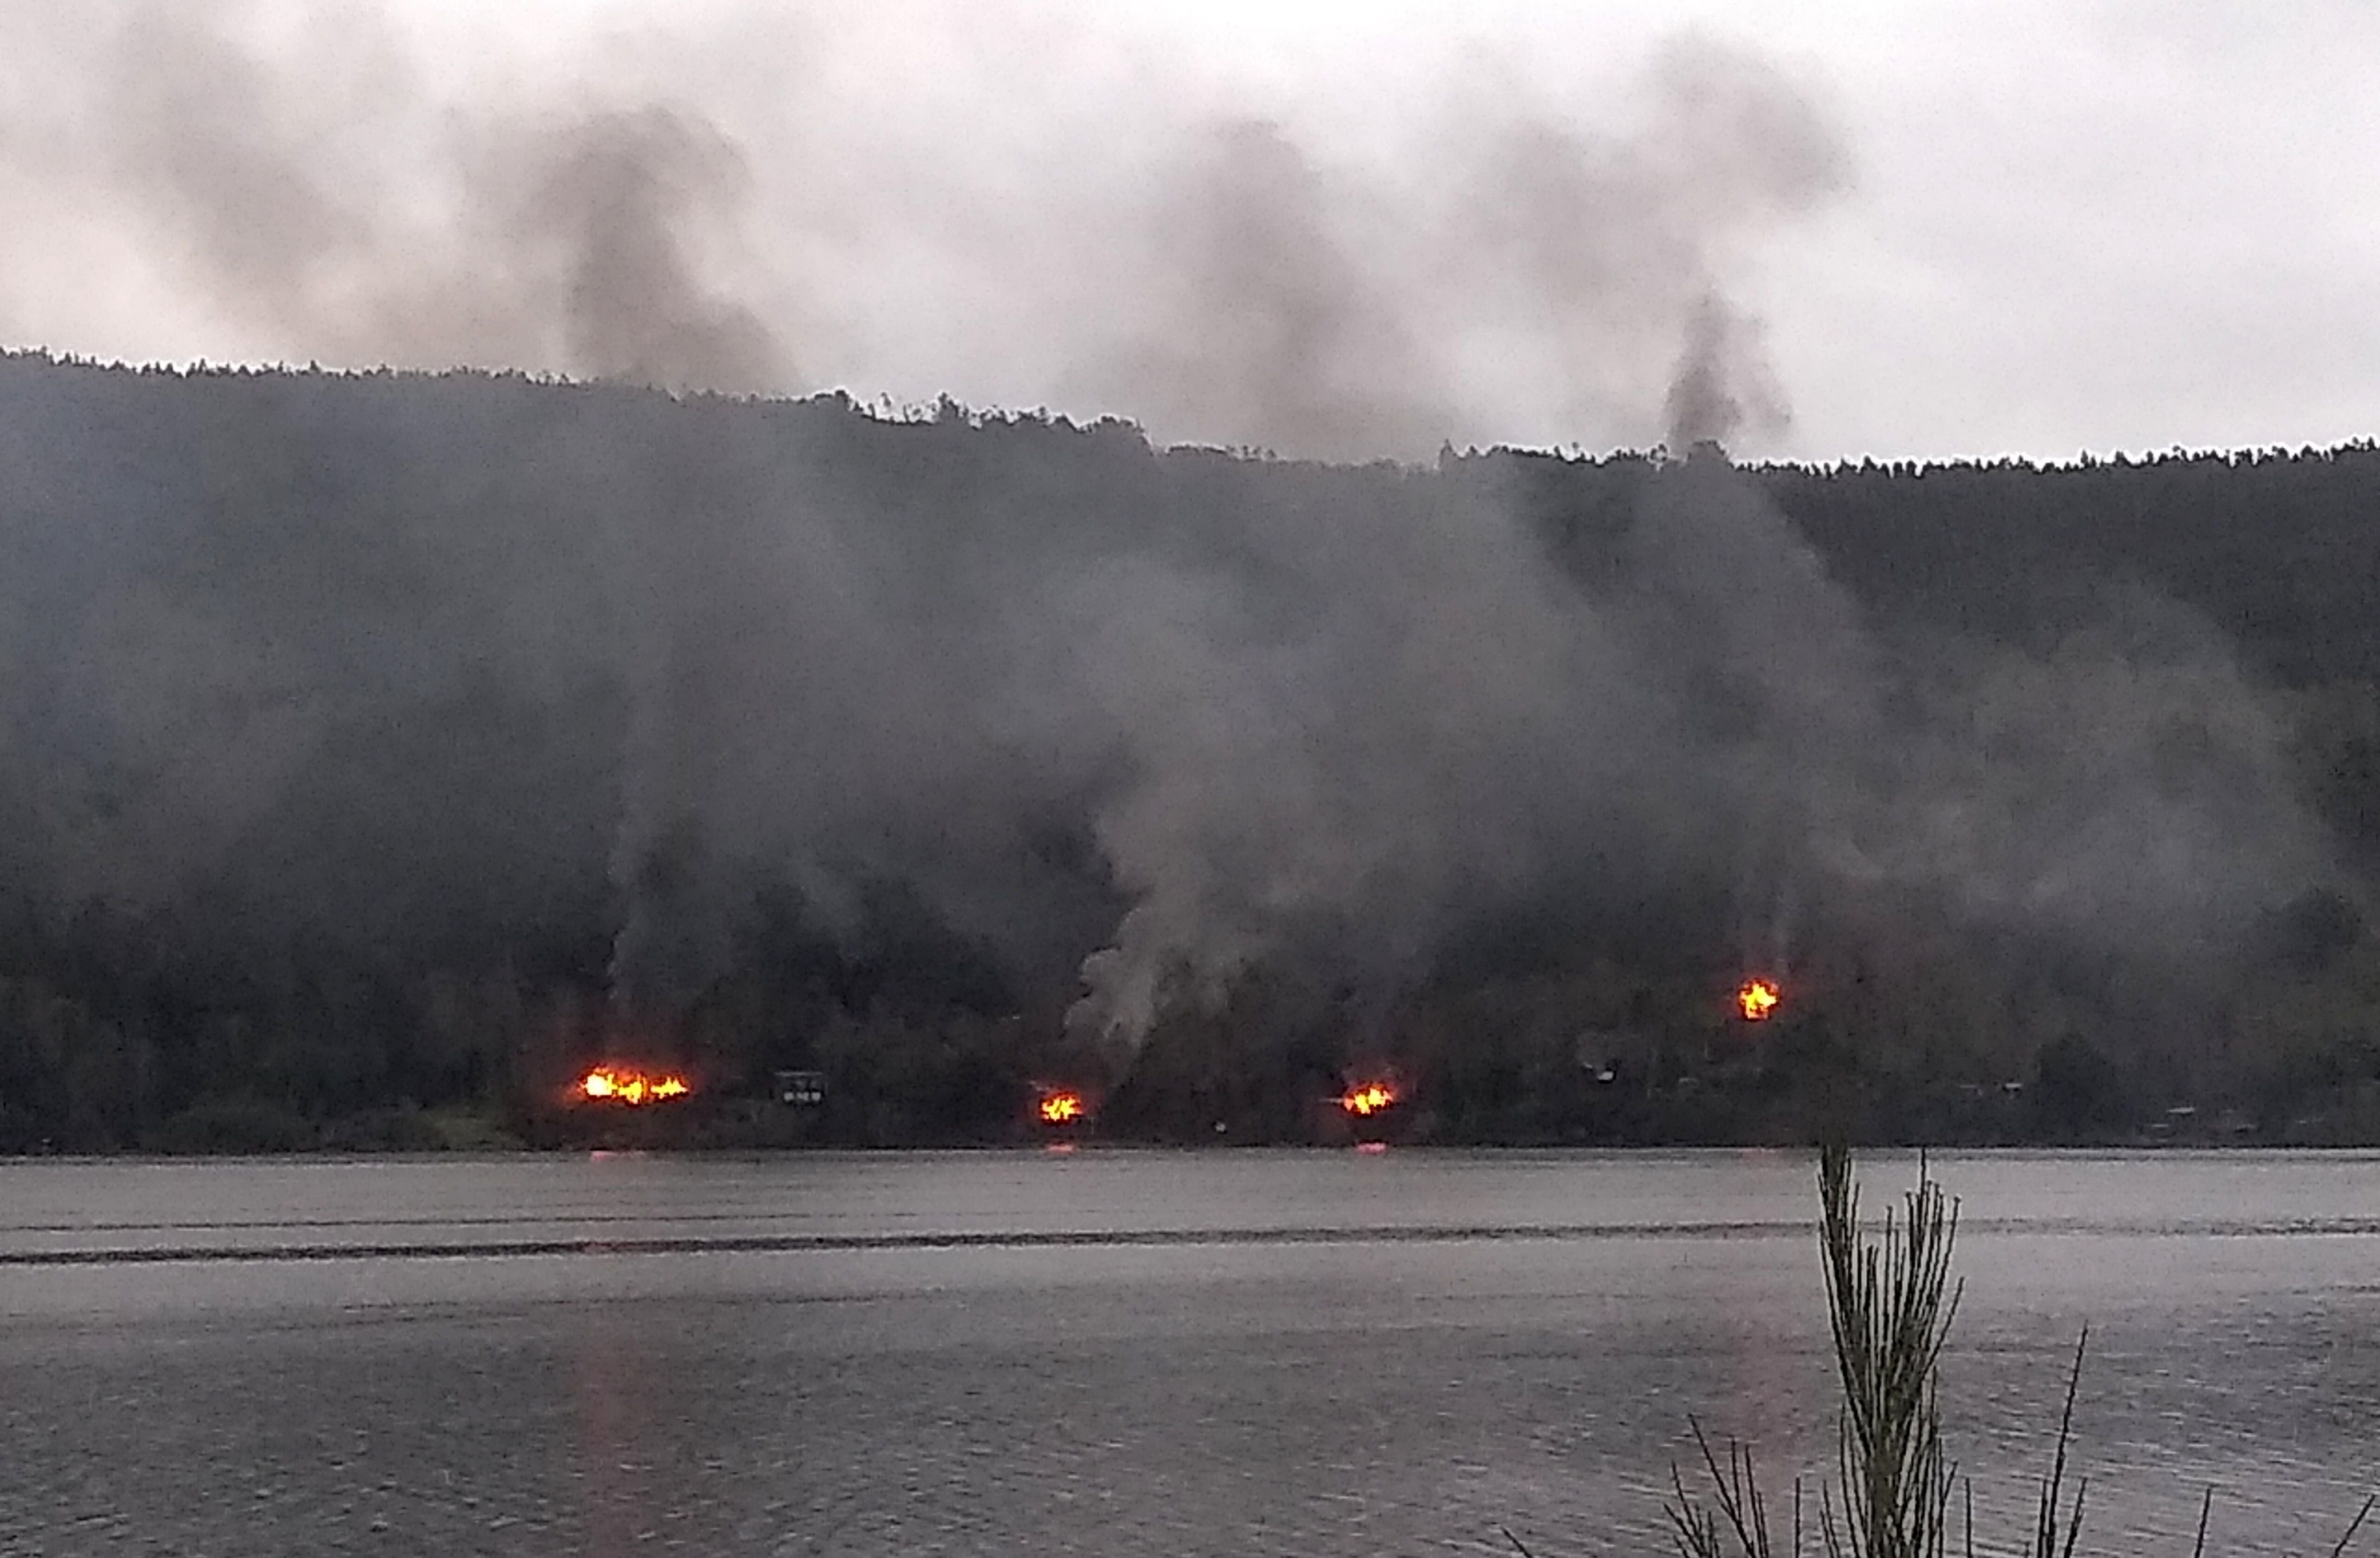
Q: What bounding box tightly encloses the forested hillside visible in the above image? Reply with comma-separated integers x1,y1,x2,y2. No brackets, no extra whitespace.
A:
3,352,2375,1150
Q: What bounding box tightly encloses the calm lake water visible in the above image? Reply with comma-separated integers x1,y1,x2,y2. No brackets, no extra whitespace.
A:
2,1150,2374,1557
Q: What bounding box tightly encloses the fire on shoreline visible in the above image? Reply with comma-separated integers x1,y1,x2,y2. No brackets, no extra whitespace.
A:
1339,1080,1398,1118
1736,978,1782,1023
577,1066,692,1106
1037,1089,1086,1126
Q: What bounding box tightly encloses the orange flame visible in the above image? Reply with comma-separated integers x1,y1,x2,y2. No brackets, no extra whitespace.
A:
1736,978,1781,1022
1037,1090,1086,1125
577,1066,692,1106
1339,1080,1398,1117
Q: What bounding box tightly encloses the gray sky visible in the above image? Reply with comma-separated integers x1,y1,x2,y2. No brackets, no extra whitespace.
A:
4,0,2377,462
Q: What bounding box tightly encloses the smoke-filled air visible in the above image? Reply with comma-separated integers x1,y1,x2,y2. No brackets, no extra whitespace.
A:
0,0,2370,1150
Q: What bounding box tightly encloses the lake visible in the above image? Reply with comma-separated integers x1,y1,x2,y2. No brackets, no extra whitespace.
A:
2,1150,2374,1556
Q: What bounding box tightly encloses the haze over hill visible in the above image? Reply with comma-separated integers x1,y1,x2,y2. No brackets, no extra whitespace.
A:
2,353,2375,1149
2,5,2377,1148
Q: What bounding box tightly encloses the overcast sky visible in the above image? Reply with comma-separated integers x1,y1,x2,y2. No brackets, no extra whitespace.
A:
4,0,2376,462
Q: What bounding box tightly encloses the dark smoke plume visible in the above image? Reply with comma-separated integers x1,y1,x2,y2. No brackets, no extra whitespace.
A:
0,5,1832,454
0,3,2333,1068
510,105,786,396
1665,293,1790,451
0,5,1856,1027
0,356,2331,1063
0,1,784,394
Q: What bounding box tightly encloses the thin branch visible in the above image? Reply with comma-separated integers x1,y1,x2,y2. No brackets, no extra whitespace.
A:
2327,1494,2377,1558
2033,1328,2091,1558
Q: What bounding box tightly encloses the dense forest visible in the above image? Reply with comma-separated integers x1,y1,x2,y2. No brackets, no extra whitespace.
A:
2,351,2377,1151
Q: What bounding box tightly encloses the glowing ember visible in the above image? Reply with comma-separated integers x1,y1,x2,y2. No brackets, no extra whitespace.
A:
1339,1081,1398,1117
1736,978,1782,1022
577,1066,692,1106
1037,1090,1086,1125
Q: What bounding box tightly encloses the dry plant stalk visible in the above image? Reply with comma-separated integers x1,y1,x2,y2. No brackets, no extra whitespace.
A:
1665,1145,1960,1558
1815,1142,1961,1558
1652,1148,2375,1558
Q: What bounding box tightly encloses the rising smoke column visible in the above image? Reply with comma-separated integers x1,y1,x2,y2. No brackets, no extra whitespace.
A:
1060,276,2329,1055
502,105,787,398
1077,34,1849,460
0,2,2335,1074
0,357,2335,1075
1062,38,1857,1049
1644,296,1878,983
0,7,1835,458
0,1,787,394
0,3,1860,1035
1094,118,1445,464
